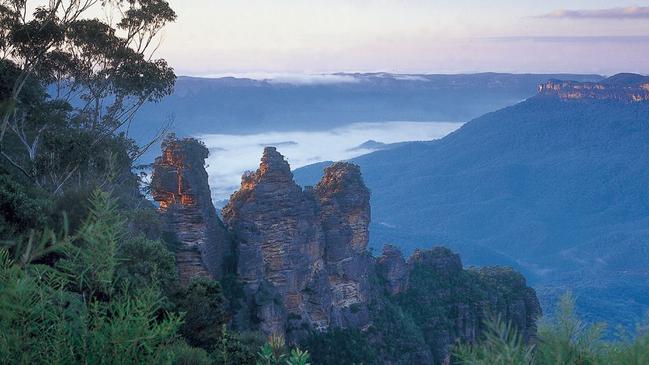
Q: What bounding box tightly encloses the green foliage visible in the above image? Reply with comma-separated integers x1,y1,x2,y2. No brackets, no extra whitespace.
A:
475,266,528,300
303,328,377,365
0,190,183,364
56,190,125,299
83,288,182,365
254,335,313,365
0,172,52,238
392,261,482,361
286,348,311,365
51,186,94,232
1,0,176,196
166,341,213,365
453,292,649,365
257,335,288,365
602,328,649,365
0,3,247,364
0,251,83,364
535,293,605,365
116,235,177,293
3,224,68,269
375,256,537,364
173,278,228,350
453,314,535,365
211,327,264,365
220,238,246,313
127,203,164,240
367,298,428,363
257,342,281,365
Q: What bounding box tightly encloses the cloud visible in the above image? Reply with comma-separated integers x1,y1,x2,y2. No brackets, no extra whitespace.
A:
201,72,360,85
198,121,463,201
486,36,649,43
538,6,649,19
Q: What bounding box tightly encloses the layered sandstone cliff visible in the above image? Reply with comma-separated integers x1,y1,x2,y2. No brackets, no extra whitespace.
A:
315,162,373,329
151,135,231,286
538,73,649,102
222,148,372,339
152,142,541,363
222,147,327,336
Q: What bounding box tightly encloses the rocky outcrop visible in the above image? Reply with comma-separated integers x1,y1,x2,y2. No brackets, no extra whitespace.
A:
222,148,372,340
154,142,541,363
376,245,409,295
376,246,541,364
475,266,541,343
222,147,328,336
151,135,231,286
315,162,372,328
538,73,649,102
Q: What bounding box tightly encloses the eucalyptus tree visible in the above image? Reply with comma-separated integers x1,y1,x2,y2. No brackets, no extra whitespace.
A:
0,0,176,193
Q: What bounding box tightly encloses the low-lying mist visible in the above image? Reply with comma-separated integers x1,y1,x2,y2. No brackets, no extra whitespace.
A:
199,121,463,203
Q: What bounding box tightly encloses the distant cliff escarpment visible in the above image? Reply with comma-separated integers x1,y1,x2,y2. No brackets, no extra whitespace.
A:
152,138,541,363
538,73,649,102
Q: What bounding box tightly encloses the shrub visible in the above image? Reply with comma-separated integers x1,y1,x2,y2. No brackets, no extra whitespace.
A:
166,342,213,365
116,235,178,293
452,292,649,365
211,327,264,365
303,328,377,365
453,314,534,365
0,191,182,364
535,293,605,365
0,173,52,239
173,278,228,350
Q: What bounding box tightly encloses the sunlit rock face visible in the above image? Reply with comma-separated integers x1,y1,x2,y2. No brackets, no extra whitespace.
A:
538,73,649,102
151,135,231,286
222,148,372,339
222,147,328,336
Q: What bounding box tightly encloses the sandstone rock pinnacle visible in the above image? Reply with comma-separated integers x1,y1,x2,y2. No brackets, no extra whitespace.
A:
151,135,231,286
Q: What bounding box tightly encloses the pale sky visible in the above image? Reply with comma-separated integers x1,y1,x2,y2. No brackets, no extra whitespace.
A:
156,1,649,76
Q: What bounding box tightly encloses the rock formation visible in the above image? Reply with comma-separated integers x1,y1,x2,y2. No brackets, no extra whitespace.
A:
538,73,649,102
376,245,410,295
151,135,231,286
376,246,541,364
152,142,541,363
222,148,372,339
315,162,373,328
222,147,328,336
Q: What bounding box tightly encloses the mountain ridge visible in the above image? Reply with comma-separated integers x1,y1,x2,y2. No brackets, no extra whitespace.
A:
130,73,603,148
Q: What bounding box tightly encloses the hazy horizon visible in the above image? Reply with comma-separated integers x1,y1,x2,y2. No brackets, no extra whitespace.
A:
176,70,636,81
